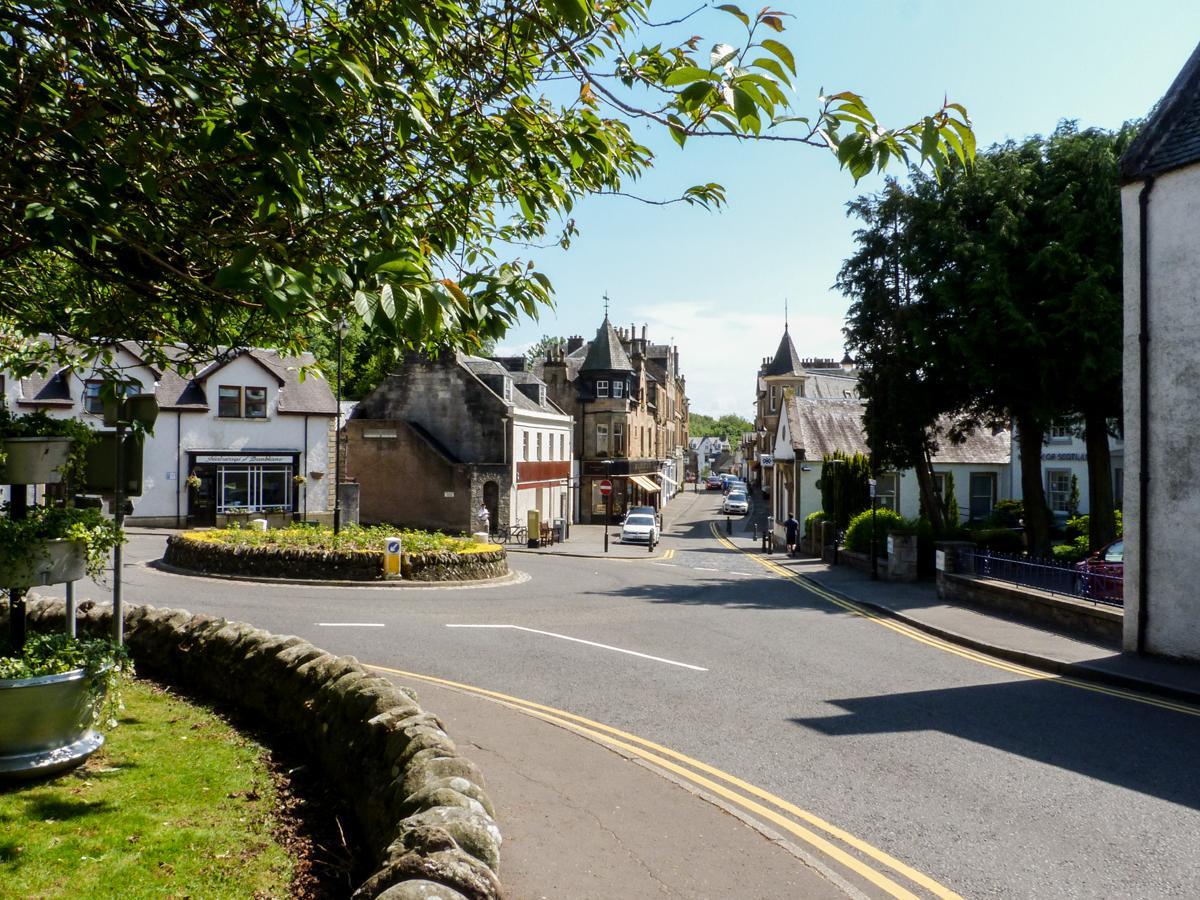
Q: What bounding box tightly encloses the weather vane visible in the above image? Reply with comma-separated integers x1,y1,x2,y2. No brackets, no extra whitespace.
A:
603,291,610,318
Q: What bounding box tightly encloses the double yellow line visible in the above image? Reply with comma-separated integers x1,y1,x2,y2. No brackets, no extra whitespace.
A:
367,662,962,900
708,524,1200,718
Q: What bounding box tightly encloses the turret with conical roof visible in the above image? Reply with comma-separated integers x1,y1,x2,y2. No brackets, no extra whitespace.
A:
763,326,804,378
580,316,634,373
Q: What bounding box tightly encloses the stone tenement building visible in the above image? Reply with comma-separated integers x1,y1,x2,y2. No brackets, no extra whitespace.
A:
536,316,689,524
344,351,572,534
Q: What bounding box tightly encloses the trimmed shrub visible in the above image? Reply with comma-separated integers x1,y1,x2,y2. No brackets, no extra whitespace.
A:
986,499,1024,528
1052,542,1088,563
804,510,826,540
971,528,1026,554
844,508,905,555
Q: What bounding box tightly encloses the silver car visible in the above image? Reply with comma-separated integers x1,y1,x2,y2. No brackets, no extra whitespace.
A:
723,492,749,514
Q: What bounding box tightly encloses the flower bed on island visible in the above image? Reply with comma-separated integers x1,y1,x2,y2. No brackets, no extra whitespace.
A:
163,525,508,582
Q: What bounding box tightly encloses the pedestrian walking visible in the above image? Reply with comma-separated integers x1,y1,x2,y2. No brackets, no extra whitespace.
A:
477,501,491,535
784,512,800,557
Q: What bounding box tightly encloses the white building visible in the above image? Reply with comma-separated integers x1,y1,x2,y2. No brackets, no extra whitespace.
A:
1007,422,1124,521
770,395,1012,534
1119,41,1200,660
2,343,337,527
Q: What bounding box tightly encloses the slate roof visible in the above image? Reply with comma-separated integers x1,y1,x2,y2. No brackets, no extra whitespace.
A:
783,397,1010,464
763,329,805,377
461,355,556,414
12,343,336,415
580,317,634,373
1121,41,1200,180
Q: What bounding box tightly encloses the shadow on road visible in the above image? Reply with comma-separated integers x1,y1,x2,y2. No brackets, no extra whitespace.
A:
790,679,1200,810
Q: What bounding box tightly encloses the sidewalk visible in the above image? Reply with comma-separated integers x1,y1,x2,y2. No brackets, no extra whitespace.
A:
721,523,1200,705
507,489,710,560
393,676,851,900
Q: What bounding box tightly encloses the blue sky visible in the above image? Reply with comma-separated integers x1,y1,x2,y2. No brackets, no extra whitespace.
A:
495,1,1200,416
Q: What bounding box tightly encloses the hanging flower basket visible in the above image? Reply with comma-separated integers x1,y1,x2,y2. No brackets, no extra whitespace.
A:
0,436,74,485
0,538,87,590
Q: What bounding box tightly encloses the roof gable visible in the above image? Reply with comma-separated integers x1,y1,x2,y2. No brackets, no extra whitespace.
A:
1122,41,1200,180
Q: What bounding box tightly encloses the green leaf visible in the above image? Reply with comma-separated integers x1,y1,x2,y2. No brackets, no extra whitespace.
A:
716,4,750,26
665,66,721,87
749,56,792,87
760,39,796,76
379,282,395,318
666,114,688,147
366,250,422,277
920,117,939,158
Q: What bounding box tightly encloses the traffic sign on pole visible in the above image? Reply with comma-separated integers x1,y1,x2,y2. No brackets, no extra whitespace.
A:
599,479,613,496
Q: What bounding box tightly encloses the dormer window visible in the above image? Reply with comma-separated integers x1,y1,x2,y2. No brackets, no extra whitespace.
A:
503,378,513,402
218,386,242,417
538,385,546,406
219,384,268,418
596,379,609,399
245,386,267,418
612,380,624,399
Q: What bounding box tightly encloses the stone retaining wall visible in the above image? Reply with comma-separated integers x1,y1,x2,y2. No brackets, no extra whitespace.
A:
11,598,504,900
163,534,508,583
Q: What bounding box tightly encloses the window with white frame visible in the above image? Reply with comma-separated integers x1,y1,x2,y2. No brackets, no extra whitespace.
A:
537,432,543,461
596,423,609,453
1046,469,1072,513
613,422,625,455
83,381,105,415
769,386,777,412
522,430,529,461
596,379,609,399
1048,421,1074,442
503,378,513,402
217,464,293,512
559,433,565,459
969,472,997,521
612,380,624,399
875,473,899,510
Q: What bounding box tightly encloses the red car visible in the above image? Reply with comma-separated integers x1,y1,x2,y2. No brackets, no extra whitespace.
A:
705,474,723,490
1075,539,1123,602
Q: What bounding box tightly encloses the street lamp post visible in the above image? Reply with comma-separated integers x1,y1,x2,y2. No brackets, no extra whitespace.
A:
333,316,348,534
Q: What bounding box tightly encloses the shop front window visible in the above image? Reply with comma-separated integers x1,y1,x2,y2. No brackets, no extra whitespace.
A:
217,463,293,512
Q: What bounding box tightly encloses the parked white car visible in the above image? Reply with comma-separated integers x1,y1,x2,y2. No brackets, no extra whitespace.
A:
620,513,660,545
723,492,749,515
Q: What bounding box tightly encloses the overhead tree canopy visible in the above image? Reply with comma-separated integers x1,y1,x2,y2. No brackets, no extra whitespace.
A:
1,1,973,378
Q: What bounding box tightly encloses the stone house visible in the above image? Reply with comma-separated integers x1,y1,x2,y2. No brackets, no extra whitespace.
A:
1119,40,1200,660
536,317,689,524
1,342,337,526
770,395,1012,538
344,351,572,534
749,327,858,496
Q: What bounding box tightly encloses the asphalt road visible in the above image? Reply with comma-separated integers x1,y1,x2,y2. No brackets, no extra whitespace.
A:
44,496,1200,898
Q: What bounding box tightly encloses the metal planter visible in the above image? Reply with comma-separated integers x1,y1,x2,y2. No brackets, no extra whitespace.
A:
0,539,87,590
0,668,106,778
0,436,73,485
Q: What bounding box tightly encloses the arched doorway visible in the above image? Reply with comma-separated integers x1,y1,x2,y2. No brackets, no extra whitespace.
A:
483,481,499,534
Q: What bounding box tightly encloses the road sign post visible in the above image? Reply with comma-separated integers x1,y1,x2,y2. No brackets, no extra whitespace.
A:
384,536,403,579
868,479,879,581
599,479,613,553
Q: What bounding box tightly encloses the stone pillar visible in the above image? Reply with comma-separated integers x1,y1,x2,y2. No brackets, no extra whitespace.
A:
820,520,836,564
934,540,977,598
886,532,919,583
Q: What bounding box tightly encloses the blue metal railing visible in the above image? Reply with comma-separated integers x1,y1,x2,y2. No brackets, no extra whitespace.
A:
959,549,1123,607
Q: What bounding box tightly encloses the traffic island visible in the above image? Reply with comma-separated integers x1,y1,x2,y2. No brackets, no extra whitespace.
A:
9,597,506,899
162,526,508,583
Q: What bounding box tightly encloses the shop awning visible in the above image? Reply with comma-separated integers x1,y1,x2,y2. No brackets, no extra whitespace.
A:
657,472,678,487
631,474,661,493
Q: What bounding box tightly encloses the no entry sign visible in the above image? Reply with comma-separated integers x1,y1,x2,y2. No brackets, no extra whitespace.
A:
598,479,613,496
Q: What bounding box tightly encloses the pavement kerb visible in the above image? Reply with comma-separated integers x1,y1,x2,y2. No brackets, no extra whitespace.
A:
147,557,530,589
796,570,1200,707
715,527,1200,709
505,546,670,561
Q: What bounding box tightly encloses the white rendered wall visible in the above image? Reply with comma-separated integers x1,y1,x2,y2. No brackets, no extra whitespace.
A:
1122,166,1200,660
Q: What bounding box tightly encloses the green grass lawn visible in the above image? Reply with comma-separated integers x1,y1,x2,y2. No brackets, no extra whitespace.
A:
0,678,294,898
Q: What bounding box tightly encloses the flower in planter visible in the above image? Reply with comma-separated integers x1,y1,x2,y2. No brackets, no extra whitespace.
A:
185,473,202,490
293,474,307,485
0,504,125,586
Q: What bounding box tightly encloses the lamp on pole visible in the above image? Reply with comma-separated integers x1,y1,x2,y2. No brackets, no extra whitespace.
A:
333,316,348,534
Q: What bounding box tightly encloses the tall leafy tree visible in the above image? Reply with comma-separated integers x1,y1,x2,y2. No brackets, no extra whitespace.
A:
1,1,973,377
839,123,1131,555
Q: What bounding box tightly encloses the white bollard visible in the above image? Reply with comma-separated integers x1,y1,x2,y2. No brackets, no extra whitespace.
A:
250,518,268,531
